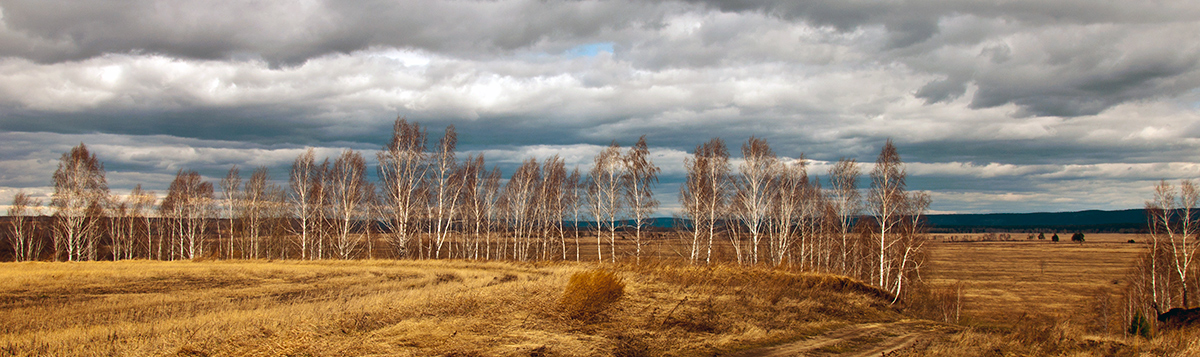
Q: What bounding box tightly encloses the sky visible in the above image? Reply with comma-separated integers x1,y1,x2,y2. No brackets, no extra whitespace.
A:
1,0,1199,214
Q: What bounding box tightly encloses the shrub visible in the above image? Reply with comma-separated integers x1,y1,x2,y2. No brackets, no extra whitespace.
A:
1129,311,1152,339
1071,232,1085,244
1051,233,1059,242
560,269,625,321
611,332,650,357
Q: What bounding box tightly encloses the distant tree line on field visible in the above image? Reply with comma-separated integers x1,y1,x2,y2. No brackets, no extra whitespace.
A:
2,118,931,299
937,232,1090,243
929,224,1144,234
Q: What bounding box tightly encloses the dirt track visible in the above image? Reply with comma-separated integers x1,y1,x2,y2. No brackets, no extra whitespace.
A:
730,320,955,357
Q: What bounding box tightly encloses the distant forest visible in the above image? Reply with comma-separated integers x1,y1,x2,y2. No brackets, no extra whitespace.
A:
540,208,1149,234
923,209,1148,233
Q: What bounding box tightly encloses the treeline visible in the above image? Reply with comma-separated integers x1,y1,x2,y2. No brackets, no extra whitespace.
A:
925,208,1148,234
3,118,930,297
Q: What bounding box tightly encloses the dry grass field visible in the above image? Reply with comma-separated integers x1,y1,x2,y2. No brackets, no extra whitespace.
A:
925,233,1144,327
915,233,1200,356
0,259,903,356
1,232,1198,356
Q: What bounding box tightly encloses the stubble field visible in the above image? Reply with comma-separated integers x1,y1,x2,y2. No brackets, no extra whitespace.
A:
925,233,1145,328
1,232,1197,356
0,259,902,356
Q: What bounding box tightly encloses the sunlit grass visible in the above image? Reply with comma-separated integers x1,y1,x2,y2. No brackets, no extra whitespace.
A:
0,259,898,356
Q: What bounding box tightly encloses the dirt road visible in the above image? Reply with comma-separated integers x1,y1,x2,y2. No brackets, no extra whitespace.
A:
730,320,955,357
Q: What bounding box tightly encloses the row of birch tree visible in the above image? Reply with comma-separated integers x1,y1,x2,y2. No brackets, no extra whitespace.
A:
4,119,929,297
679,137,929,298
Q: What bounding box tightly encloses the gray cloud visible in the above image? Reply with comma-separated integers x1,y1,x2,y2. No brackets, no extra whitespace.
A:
1,0,1199,213
0,0,667,64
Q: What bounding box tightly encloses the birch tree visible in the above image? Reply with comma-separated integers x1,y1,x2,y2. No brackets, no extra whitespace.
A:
377,118,427,258
623,136,660,264
430,126,463,259
329,149,370,260
868,140,906,290
891,191,931,301
240,167,273,259
1145,183,1174,310
312,159,331,259
1172,181,1199,309
481,166,502,260
768,159,808,267
51,143,109,261
289,149,318,259
109,192,137,260
1146,180,1200,308
129,185,156,259
565,168,583,261
220,166,242,259
264,185,289,259
828,158,862,276
733,137,777,265
503,158,540,260
539,156,567,260
161,170,213,260
680,149,706,264
7,192,43,262
588,142,624,263
459,154,498,260
679,138,731,265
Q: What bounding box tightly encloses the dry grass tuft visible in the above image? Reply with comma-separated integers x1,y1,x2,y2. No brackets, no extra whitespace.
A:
559,269,625,321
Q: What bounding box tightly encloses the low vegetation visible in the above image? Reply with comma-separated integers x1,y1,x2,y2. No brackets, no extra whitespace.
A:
0,260,905,356
559,269,625,321
2,235,1198,356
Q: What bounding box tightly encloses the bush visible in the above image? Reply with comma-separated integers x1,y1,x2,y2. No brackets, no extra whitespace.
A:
560,269,625,321
1051,233,1059,242
1129,311,1152,339
1071,232,1085,243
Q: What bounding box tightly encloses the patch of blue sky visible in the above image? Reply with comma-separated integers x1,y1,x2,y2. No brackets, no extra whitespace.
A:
564,42,614,58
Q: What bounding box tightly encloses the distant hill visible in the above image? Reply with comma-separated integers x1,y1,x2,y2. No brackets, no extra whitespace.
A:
636,209,1149,233
925,209,1146,233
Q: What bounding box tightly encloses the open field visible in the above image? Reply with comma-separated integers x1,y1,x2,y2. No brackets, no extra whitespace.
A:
925,233,1145,327
1,232,1197,356
914,233,1200,356
0,260,906,356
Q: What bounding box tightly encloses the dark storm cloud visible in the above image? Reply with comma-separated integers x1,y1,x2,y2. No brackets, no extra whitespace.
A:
0,105,329,144
684,0,1200,117
0,0,668,64
3,0,1198,118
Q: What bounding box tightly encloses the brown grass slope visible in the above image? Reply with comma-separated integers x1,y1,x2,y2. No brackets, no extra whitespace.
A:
0,260,905,357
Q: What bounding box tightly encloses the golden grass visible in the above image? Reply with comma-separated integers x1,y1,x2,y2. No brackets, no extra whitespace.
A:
0,259,901,356
912,233,1200,356
924,233,1143,327
559,269,625,321
5,232,1189,356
